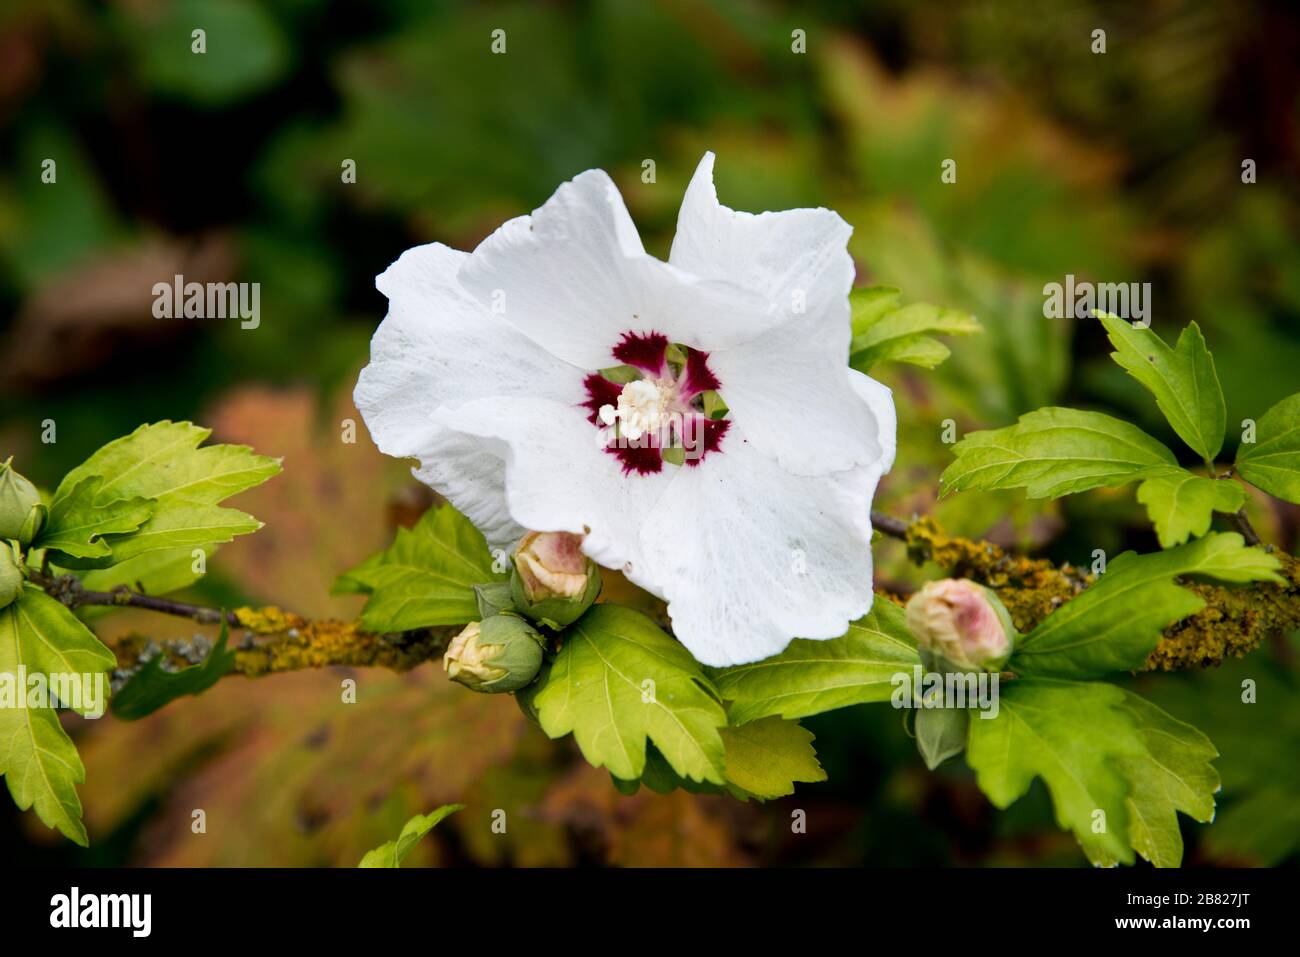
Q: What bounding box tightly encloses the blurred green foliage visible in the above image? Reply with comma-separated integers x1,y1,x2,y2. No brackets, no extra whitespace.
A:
0,0,1296,866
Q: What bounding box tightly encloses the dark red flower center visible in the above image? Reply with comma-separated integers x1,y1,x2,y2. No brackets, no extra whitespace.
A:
580,331,729,475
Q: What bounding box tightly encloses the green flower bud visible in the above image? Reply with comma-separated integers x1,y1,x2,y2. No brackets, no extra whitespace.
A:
0,459,43,547
0,542,25,610
443,614,546,693
509,531,601,629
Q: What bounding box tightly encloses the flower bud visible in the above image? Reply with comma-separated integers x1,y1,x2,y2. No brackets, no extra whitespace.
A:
443,614,546,693
0,459,43,547
0,543,24,610
509,531,601,629
905,578,1015,672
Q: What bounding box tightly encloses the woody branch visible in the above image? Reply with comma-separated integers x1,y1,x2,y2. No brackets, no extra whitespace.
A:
38,513,1300,681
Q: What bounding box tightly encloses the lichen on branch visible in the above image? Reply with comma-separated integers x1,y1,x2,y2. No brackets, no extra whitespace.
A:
105,607,457,682
893,515,1300,671
73,513,1300,683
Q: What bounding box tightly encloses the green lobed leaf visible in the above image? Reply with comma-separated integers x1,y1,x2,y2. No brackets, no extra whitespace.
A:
357,804,464,868
719,717,827,800
0,585,117,846
608,719,826,801
608,745,689,796
966,678,1142,866
849,287,980,372
5,586,115,714
607,744,721,797
111,622,236,721
848,285,904,331
1098,314,1226,463
1235,391,1300,504
940,407,1177,499
334,505,503,631
1117,691,1219,868
968,679,1221,867
1011,532,1282,680
1135,469,1247,548
55,420,279,511
106,505,263,565
43,421,280,566
0,684,88,847
710,600,918,724
610,774,642,796
37,477,153,560
861,334,953,369
524,604,728,785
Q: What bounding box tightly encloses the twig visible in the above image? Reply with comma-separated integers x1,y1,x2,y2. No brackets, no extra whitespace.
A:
871,510,910,540
29,570,239,626
28,570,456,680
1228,508,1262,547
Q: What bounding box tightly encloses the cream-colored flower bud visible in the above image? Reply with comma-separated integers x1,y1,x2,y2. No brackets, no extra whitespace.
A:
510,531,601,628
443,615,546,693
905,578,1015,672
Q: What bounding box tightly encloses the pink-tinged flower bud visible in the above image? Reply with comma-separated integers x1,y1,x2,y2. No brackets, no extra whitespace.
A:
905,578,1015,672
443,615,546,693
510,531,601,628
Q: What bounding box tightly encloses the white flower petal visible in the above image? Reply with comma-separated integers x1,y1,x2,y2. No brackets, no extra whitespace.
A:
432,397,674,591
357,242,579,461
848,368,897,474
671,151,853,321
410,425,524,550
639,430,884,667
708,318,891,475
670,152,888,475
457,169,778,369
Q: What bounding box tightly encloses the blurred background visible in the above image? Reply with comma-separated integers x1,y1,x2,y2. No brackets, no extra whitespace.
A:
2,0,1298,866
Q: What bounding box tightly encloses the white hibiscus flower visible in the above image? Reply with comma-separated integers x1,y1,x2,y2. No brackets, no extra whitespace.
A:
355,152,896,667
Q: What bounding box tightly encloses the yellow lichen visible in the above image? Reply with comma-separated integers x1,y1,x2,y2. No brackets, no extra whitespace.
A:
109,608,459,680
103,521,1299,682
903,517,1090,633
901,518,1300,672
1141,550,1300,671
